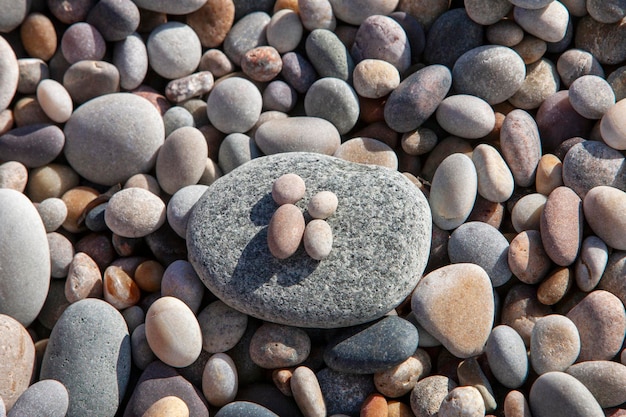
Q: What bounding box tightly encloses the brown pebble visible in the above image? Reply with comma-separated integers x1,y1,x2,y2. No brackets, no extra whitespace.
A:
64,252,103,303
333,137,398,169
0,108,13,135
467,196,504,229
241,46,283,82
540,186,582,266
0,314,36,410
186,0,235,48
361,393,389,417
512,34,546,65
132,85,171,115
504,390,532,417
508,230,552,284
20,13,58,61
141,396,189,417
75,232,116,271
61,186,100,233
387,401,414,417
272,368,294,396
103,265,141,310
267,203,306,259
27,163,80,203
537,266,573,305
13,96,53,127
374,349,432,398
134,260,164,292
535,153,563,196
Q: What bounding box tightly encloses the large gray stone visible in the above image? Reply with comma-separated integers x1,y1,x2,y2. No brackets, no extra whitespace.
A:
187,152,431,328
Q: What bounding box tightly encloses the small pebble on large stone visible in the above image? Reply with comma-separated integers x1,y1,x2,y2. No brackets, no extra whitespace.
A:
303,219,333,260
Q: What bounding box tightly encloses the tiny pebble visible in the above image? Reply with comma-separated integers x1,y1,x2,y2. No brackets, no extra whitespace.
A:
202,353,238,407
249,322,311,368
272,173,306,205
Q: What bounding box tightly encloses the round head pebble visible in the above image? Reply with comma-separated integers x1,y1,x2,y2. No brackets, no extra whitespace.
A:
271,173,306,205
307,190,338,219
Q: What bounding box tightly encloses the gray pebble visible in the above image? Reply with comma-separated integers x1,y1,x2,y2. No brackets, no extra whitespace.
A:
485,325,528,389
0,0,29,32
0,124,64,168
160,260,205,314
317,368,375,416
36,197,67,232
304,78,359,135
147,22,202,79
214,402,278,417
425,8,484,68
575,235,609,292
113,32,148,90
167,184,209,239
267,9,303,53
6,379,69,417
566,360,626,408
223,11,270,66
299,0,336,31
435,94,495,139
569,75,616,119
121,305,144,335
132,0,206,14
509,58,560,110
249,322,311,368
410,375,458,417
556,48,605,88
513,1,569,42
156,126,208,195
63,60,120,105
262,80,297,112
587,0,626,23
305,29,354,82
86,0,139,41
163,106,195,137
198,300,248,353
48,231,75,278
217,132,262,174
529,371,604,417
465,0,512,25
352,15,411,73
17,58,49,94
131,323,156,370
254,116,340,155
61,22,106,64
207,77,262,134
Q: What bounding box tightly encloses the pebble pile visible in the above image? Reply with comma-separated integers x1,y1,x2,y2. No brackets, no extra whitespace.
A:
0,0,626,417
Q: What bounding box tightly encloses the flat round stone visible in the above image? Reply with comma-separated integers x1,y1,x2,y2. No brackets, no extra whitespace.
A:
187,153,431,328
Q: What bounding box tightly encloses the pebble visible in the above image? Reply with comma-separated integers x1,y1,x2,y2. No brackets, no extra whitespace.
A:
384,64,451,133
410,375,458,417
0,189,50,326
61,186,99,233
509,58,560,110
429,153,478,231
145,296,202,368
86,0,140,41
17,59,47,95
64,93,165,186
536,153,563,196
307,191,338,219
40,298,131,417
0,28,19,112
0,161,25,192
353,59,400,99
299,0,336,31
12,98,51,127
608,66,626,101
161,260,205,314
486,20,524,46
556,48,605,88
267,203,306,259
472,143,514,203
425,8,484,69
333,137,398,169
0,0,29,32
163,107,195,138
217,133,261,173
156,127,207,195
0,314,36,410
133,260,163,292
508,230,552,284
453,45,526,105
500,109,542,187
20,12,58,61
485,325,528,389
167,185,208,239
214,401,279,417
198,300,248,353
113,33,148,90
374,349,431,398
48,232,74,278
290,366,326,417
6,379,69,417
436,94,495,139
270,173,305,206
503,390,531,417
562,140,626,198
575,15,626,65
566,290,626,361
601,98,626,150
0,124,65,169
566,360,626,408
583,186,626,250
165,72,214,104
529,371,604,417
598,252,626,306
36,197,67,232
207,77,262,134
352,15,411,73
530,314,580,374
141,396,189,417
331,0,398,25
186,0,235,48
302,219,334,260
242,46,283,82
305,29,354,82
537,266,572,305
202,353,238,407
465,0,511,25
147,22,202,80
249,323,311,368
540,186,582,266
514,2,569,43
317,368,375,416
223,11,270,66
134,0,206,14
61,22,106,64
540,91,596,151
439,386,485,417
262,80,297,112
501,284,552,345
105,187,166,238
568,75,616,120
512,35,547,64
412,263,494,358
360,393,387,417
325,316,419,374
281,52,318,94
103,265,141,310
36,79,73,124
304,78,359,135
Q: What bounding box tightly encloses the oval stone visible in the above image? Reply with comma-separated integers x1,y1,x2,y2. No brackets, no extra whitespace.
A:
425,8,484,68
215,402,278,417
207,77,262,134
508,230,552,284
0,36,18,112
303,219,333,260
141,396,189,417
410,375,458,417
202,353,238,407
501,284,552,346
601,98,626,150
540,186,582,266
64,93,165,186
472,143,514,203
197,300,248,353
0,189,50,326
304,77,359,135
7,379,69,417
291,366,326,417
167,185,209,239
536,90,594,152
485,325,528,389
249,322,311,368
530,314,580,374
267,203,305,259
333,137,398,170
254,117,340,155
584,186,626,250
0,124,65,168
40,298,131,417
500,109,542,188
186,0,235,48
305,28,353,81
0,314,36,410
105,188,166,238
223,11,270,66
330,0,398,25
529,372,604,417
156,127,208,195
575,15,626,65
575,235,609,292
147,22,201,79
514,2,569,42
566,361,626,408
436,94,495,139
352,15,411,73
187,152,431,328
63,60,120,105
113,33,148,90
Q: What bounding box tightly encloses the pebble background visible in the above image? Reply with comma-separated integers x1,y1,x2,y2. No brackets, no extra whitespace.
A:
0,0,625,417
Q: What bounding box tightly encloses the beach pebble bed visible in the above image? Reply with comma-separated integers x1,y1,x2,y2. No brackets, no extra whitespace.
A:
1,1,626,417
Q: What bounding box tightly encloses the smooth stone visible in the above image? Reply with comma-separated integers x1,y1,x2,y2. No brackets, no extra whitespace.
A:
271,173,306,205
424,8,484,68
330,0,398,25
7,379,68,417
21,12,57,61
217,133,262,174
509,58,561,109
410,375,458,417
599,251,626,305
63,59,119,104
123,361,209,417
530,314,580,374
86,0,139,41
187,152,431,328
167,185,209,239
133,0,206,14
317,368,375,416
156,127,207,195
384,64,451,133
429,153,477,230
465,0,511,24
40,299,131,417
503,390,531,417
324,316,419,374
160,260,205,314
569,75,615,120
145,296,202,368
536,90,594,151
537,267,573,305
0,189,50,326
147,22,201,79
18,59,48,95
122,306,145,336
485,325,528,389
202,353,238,407
566,360,626,408
562,140,626,198
60,186,99,234
61,22,106,64
0,161,27,192
0,314,35,410
236,383,302,414
333,137,398,169
557,48,605,88
0,124,64,169
486,20,524,46
500,109,542,187
37,197,67,232
584,186,626,250
141,396,189,417
113,33,148,90
48,231,74,278
163,107,195,138
508,230,552,284
374,349,431,398
0,0,29,32
0,34,18,112
353,59,400,99
262,80,297,112
133,260,164,293
472,143,514,203
291,366,326,417
103,265,141,310
436,94,495,139
501,284,552,345
566,290,626,361
105,188,165,238
304,77,359,135
361,393,387,417
448,221,511,287
215,402,278,417
303,219,333,260
529,371,604,417
439,386,485,417
514,2,569,42
452,45,526,104
422,137,470,181
411,263,494,358
186,0,235,48
64,93,164,186
207,77,262,134
536,153,564,196
267,203,306,259
608,66,626,101
36,79,72,123
575,15,626,65
601,98,626,150
540,186,582,266
281,52,318,94
223,12,270,66
307,191,338,219
587,0,626,23
254,116,340,155
298,0,336,31
198,300,248,353
352,15,410,73
249,322,311,368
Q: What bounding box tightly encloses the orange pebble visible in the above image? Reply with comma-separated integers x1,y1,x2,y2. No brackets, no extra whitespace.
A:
387,400,415,417
361,393,388,417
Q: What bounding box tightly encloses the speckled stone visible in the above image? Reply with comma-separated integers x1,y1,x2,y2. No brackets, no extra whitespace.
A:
0,124,65,168
7,379,69,417
608,66,626,102
575,15,626,65
509,58,560,110
503,390,531,417
254,116,340,155
262,80,297,112
141,396,189,417
207,77,262,134
0,29,19,112
317,368,375,416
374,349,431,398
566,360,626,408
291,366,326,417
165,72,214,104
508,230,552,284
500,109,542,187
223,12,270,66
530,314,580,374
352,15,410,73
147,22,201,79
529,372,604,417
436,94,495,139
465,0,511,25
411,263,494,358
384,64,451,133
187,153,431,328
86,0,140,41
353,59,400,99
186,0,235,48
40,299,131,417
299,0,335,31
566,290,626,361
410,375,458,417
536,153,563,196
453,45,526,104
64,93,164,186
198,300,248,353
598,251,626,306
266,9,302,53
333,137,398,169
202,353,238,407
557,48,605,88
438,386,485,417
540,186,582,266
61,22,106,64
567,75,615,120
105,187,166,238
485,325,528,388
0,314,36,410
156,127,207,195
601,98,626,150
64,252,102,303
304,77,359,135
0,161,26,192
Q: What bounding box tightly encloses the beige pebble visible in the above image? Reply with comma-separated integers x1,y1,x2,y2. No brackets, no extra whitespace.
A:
457,357,497,412
272,368,294,396
267,9,303,53
439,386,485,417
583,185,626,250
410,375,458,417
0,314,36,410
36,79,73,123
508,230,552,284
105,187,166,238
267,203,306,259
513,1,569,42
103,265,141,310
65,252,103,303
503,390,532,417
541,186,583,266
249,322,311,368
530,314,580,374
575,235,608,292
600,98,626,150
145,296,202,368
124,173,161,196
537,266,573,305
512,34,547,65
272,173,306,205
333,137,399,169
307,191,338,219
511,193,547,232
202,353,238,407
535,154,563,196
387,400,414,417
0,161,27,192
401,128,438,156
291,366,326,417
141,396,189,417
353,59,401,99
36,197,68,232
303,219,333,260
374,349,432,398
472,143,515,203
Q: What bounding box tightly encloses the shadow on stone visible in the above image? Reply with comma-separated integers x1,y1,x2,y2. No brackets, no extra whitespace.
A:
249,192,277,226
